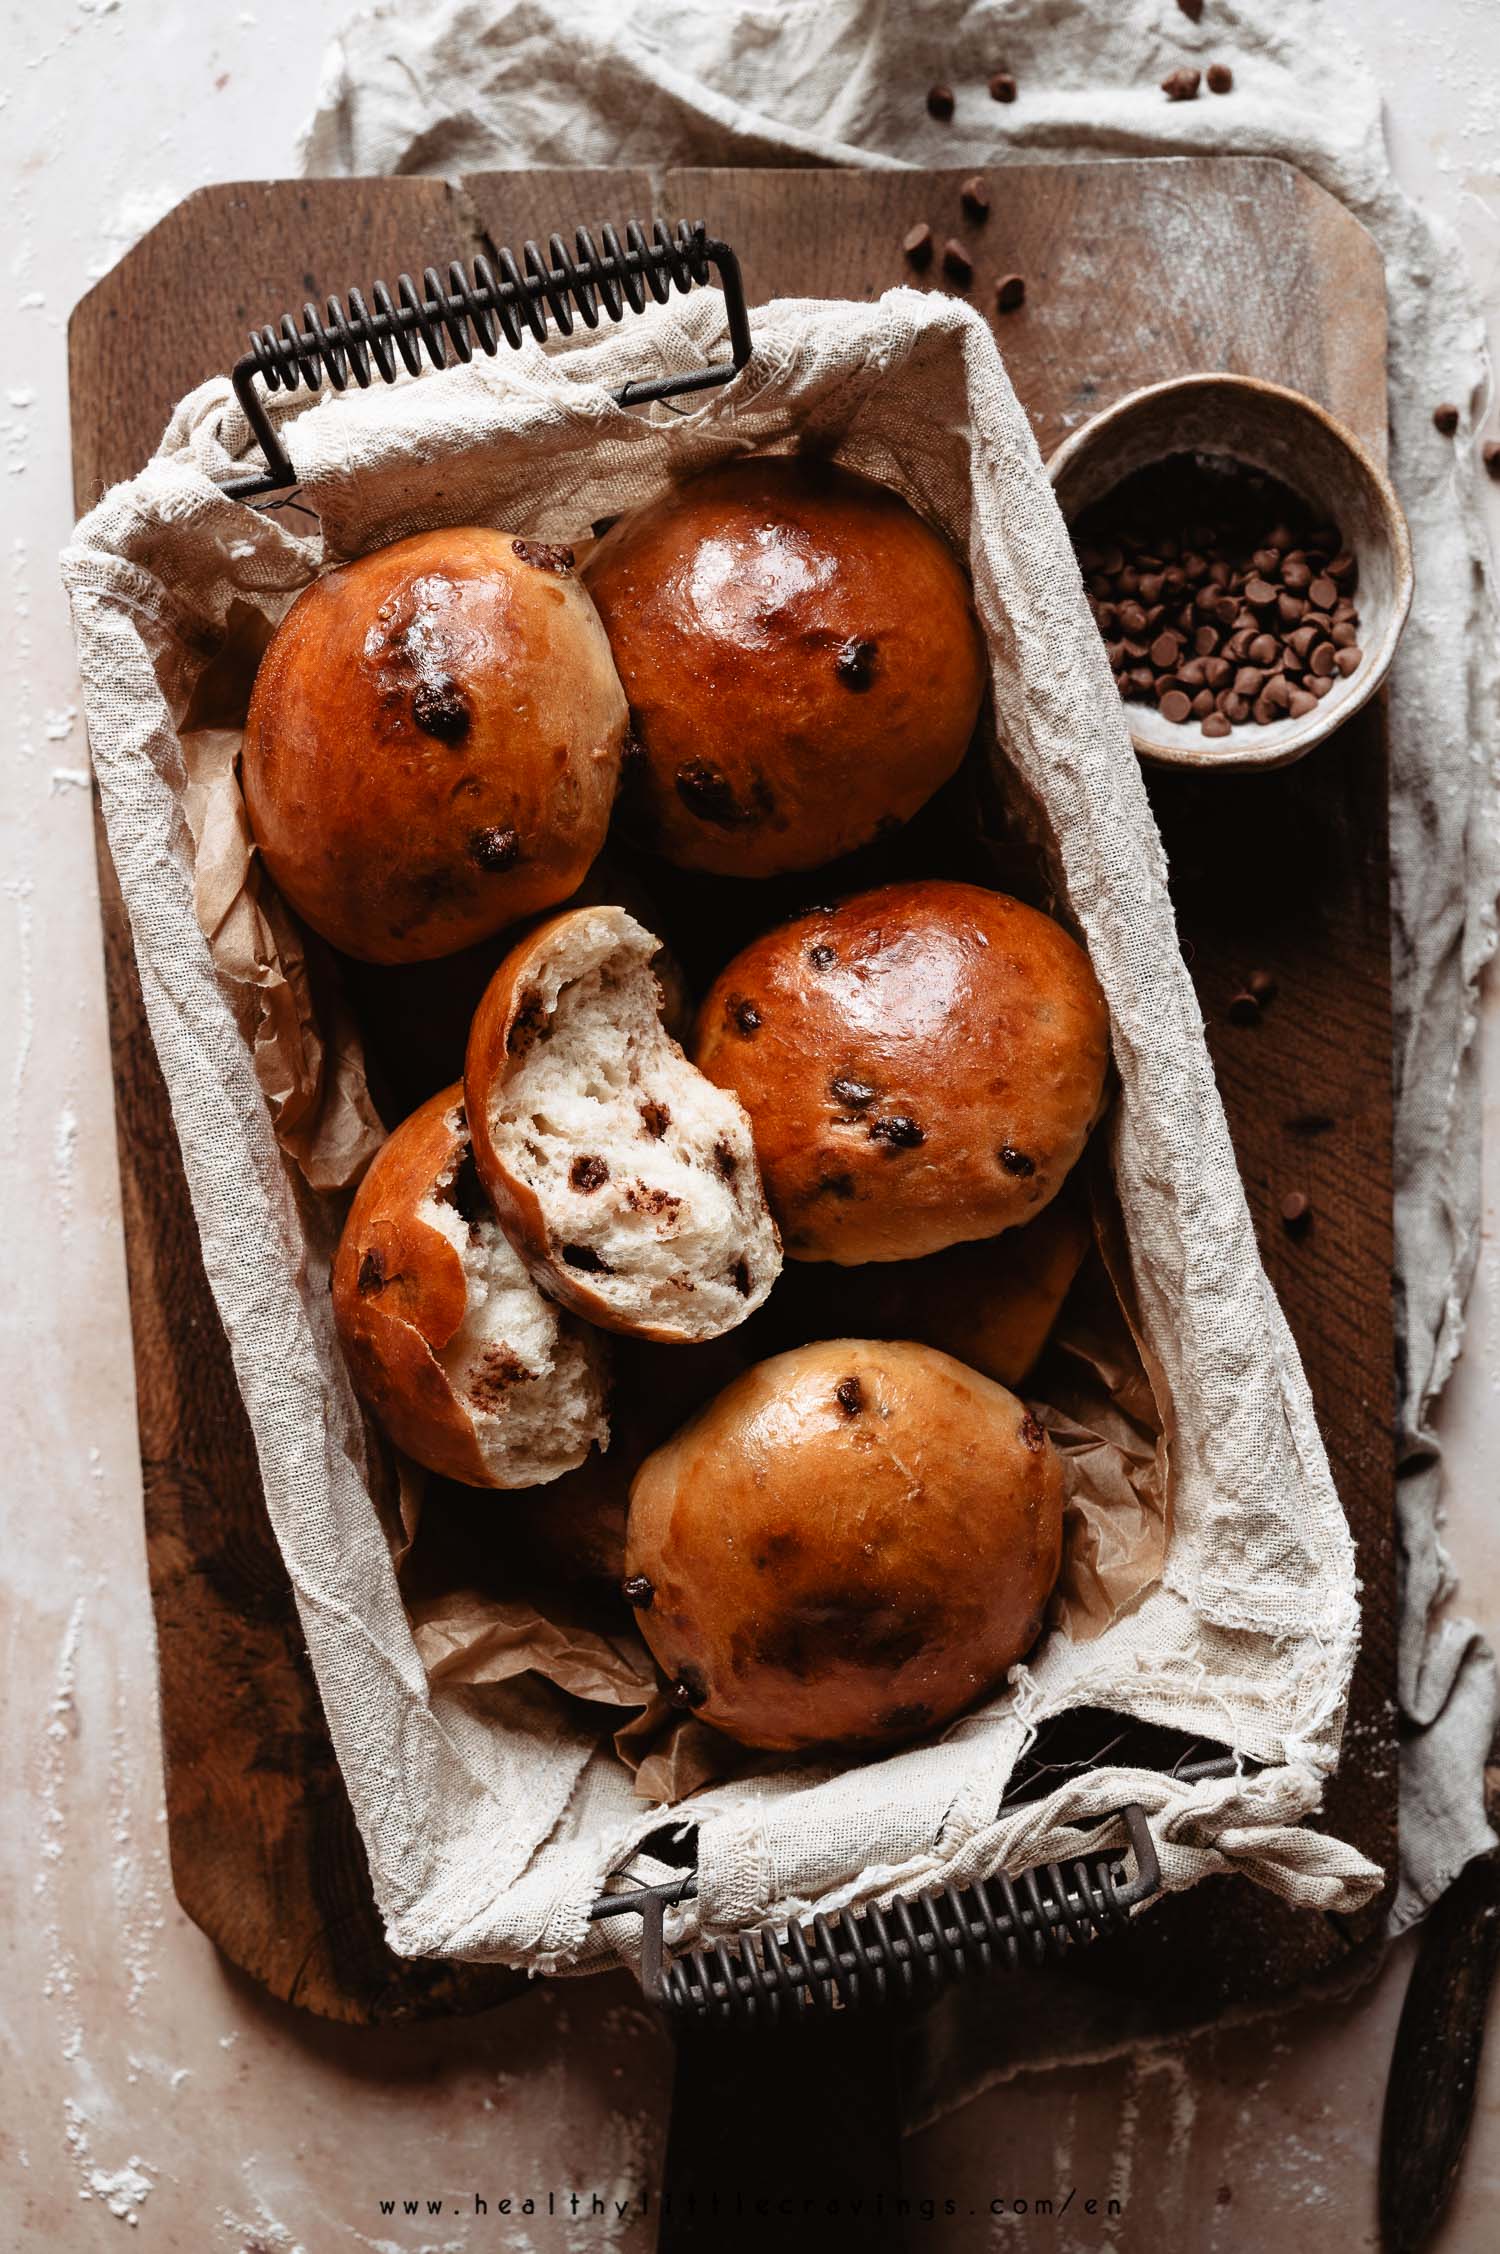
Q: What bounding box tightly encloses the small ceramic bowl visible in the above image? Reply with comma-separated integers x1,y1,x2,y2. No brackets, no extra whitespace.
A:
1047,374,1413,770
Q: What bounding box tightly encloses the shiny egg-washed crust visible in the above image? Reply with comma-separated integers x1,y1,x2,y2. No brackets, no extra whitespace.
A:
584,456,987,876
624,1339,1066,1753
765,1183,1093,1388
693,880,1111,1264
243,527,628,963
331,1084,604,1488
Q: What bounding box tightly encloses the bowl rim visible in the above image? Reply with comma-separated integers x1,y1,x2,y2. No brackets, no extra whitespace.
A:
1046,372,1414,772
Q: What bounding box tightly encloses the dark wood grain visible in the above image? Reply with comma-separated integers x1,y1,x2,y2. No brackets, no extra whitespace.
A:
68,159,1394,2030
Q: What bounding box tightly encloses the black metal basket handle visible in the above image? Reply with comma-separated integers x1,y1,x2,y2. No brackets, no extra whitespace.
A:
594,1801,1163,2028
219,217,753,500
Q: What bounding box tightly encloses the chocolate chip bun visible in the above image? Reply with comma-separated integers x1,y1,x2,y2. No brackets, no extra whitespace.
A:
584,457,987,875
243,528,627,962
331,1085,609,1487
623,1340,1066,1752
768,1186,1092,1387
464,905,781,1342
693,880,1111,1263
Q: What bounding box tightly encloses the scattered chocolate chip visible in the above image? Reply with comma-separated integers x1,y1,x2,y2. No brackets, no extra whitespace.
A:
1018,1413,1046,1452
441,1144,490,1231
511,537,575,574
729,995,762,1037
1433,402,1460,435
731,1258,751,1297
903,221,934,269
508,988,547,1055
1162,66,1201,101
1176,0,1204,18
639,1100,671,1139
994,272,1026,313
1206,62,1234,93
1483,440,1500,480
411,681,470,742
830,1076,877,1111
960,176,991,221
941,238,973,287
621,1574,654,1609
998,1145,1035,1176
1285,1111,1336,1137
670,1666,708,1710
926,83,955,122
1201,713,1232,739
561,1242,613,1273
712,1138,739,1182
988,70,1018,102
1160,688,1192,724
468,824,520,871
834,636,878,689
869,1114,924,1149
835,1376,865,1417
356,1248,386,1294
1248,969,1278,1002
570,1155,609,1193
807,941,838,971
1227,990,1261,1026
1280,1190,1312,1232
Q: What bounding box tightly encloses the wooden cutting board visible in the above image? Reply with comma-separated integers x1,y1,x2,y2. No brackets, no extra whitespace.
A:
67,158,1395,2027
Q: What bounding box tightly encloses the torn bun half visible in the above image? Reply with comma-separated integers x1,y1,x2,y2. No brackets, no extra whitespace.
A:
464,906,782,1343
332,1085,609,1487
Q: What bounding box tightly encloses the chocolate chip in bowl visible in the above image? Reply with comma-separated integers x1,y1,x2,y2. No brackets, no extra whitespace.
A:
1047,375,1413,770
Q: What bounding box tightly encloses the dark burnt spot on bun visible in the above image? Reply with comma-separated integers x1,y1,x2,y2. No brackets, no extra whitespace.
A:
815,1171,856,1201
834,636,878,691
999,1145,1036,1177
807,941,838,971
511,537,575,575
730,1257,751,1297
468,824,521,872
750,1590,936,1681
869,1114,925,1150
621,1574,655,1609
570,1155,609,1193
712,1138,739,1180
356,1248,387,1295
411,679,471,742
674,761,773,830
835,1376,864,1417
879,1702,933,1737
728,995,762,1037
561,1242,614,1274
753,1529,804,1573
829,1075,876,1112
670,1664,709,1710
639,1099,671,1139
440,1146,490,1233
1019,1413,1046,1452
467,1344,533,1410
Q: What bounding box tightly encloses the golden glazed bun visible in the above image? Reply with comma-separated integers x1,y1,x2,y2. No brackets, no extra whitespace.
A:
243,528,628,962
623,1340,1066,1753
694,880,1111,1264
584,456,987,875
331,1085,608,1487
772,1187,1092,1388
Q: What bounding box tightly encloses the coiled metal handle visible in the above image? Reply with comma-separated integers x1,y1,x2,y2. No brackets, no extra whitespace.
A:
222,218,752,500
594,1804,1161,2029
